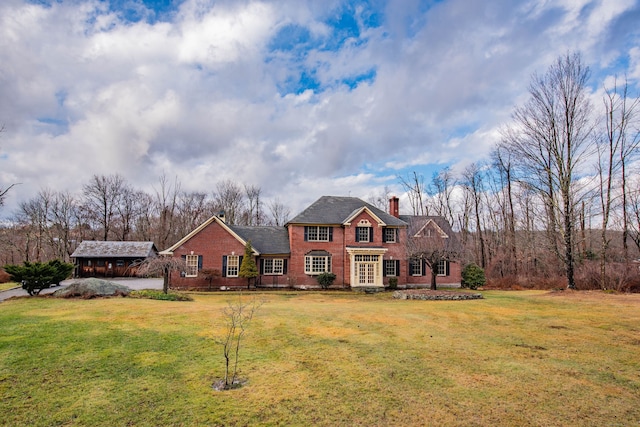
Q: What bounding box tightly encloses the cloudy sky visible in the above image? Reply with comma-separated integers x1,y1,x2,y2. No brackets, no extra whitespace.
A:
1,0,639,218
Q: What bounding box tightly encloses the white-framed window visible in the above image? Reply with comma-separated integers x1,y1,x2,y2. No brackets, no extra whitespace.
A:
306,226,331,242
305,255,331,275
384,260,397,276
226,255,239,277
409,258,423,276
383,228,396,243
186,254,199,277
264,258,284,275
437,260,449,276
356,227,371,242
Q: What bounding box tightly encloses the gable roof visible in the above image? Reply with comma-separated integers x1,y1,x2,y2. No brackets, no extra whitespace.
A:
399,215,459,244
287,196,406,227
160,214,290,256
71,241,158,258
228,225,290,255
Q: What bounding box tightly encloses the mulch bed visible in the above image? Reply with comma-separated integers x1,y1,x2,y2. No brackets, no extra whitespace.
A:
392,289,483,300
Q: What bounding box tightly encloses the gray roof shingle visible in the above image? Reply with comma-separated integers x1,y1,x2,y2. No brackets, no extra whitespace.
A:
227,226,290,255
287,196,407,226
71,241,158,258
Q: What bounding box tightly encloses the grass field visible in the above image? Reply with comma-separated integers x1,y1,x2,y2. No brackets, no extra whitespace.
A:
1,290,639,426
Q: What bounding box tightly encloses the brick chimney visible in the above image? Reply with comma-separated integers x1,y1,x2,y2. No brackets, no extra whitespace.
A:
389,196,399,218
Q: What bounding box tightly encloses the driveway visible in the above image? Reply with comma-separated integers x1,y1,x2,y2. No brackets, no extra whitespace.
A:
0,277,163,302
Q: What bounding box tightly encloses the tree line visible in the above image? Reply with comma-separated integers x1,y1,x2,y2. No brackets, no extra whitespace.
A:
0,174,291,265
396,53,640,290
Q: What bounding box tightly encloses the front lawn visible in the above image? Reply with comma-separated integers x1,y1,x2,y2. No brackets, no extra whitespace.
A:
1,290,639,426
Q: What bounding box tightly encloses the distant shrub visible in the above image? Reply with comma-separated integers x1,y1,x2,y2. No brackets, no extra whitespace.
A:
4,260,74,296
129,289,193,301
461,263,486,290
388,277,398,290
317,272,336,289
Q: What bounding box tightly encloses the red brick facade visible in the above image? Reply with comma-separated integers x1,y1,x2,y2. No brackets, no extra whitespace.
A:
163,197,461,290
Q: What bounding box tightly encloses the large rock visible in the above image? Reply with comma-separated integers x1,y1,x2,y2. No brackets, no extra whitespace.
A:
53,279,131,299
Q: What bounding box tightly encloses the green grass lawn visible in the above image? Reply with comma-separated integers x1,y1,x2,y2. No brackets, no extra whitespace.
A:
1,290,639,426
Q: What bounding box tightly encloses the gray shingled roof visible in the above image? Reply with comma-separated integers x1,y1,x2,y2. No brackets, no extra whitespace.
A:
227,225,290,255
71,241,158,258
287,196,407,226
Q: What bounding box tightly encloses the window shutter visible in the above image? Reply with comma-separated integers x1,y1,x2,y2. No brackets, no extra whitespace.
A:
304,226,309,241
260,259,264,275
396,228,400,243
198,255,203,270
445,260,450,276
239,256,244,270
355,228,360,242
423,259,427,277
383,260,387,277
382,228,387,243
222,256,227,277
370,227,374,242
396,260,400,276
409,259,414,276
283,259,288,274
328,227,333,242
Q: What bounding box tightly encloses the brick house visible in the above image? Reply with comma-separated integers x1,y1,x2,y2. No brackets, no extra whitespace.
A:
160,196,461,290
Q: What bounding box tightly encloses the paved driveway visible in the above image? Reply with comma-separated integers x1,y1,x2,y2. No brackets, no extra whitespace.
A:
0,277,163,302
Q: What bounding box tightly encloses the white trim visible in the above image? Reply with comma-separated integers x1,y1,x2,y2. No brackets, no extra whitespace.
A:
413,219,449,239
343,206,387,227
159,215,259,256
346,247,387,288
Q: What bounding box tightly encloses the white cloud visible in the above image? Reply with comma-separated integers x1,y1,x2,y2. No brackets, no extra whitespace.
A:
0,0,638,220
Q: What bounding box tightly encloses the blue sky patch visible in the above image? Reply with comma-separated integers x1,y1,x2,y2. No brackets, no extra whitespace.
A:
341,68,376,89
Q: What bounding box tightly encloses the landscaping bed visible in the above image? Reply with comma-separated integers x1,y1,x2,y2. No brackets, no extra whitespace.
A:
393,289,483,300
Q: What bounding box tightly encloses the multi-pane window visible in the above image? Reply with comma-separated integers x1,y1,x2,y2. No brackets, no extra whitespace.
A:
354,254,379,262
356,227,371,242
306,226,331,242
437,260,449,276
384,260,397,276
383,228,396,243
264,258,284,275
226,255,239,277
186,254,199,277
409,258,423,276
305,255,331,275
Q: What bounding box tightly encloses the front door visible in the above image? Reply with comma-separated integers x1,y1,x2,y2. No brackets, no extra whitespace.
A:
352,254,382,287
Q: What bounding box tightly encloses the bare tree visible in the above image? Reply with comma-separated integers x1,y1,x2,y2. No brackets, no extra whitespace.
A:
266,197,291,226
213,180,245,225
367,186,392,212
153,173,180,249
0,125,17,209
429,168,456,225
400,171,427,216
82,174,127,241
135,256,186,294
214,294,262,390
244,184,263,226
595,78,640,287
405,217,461,290
503,52,594,289
462,163,487,269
